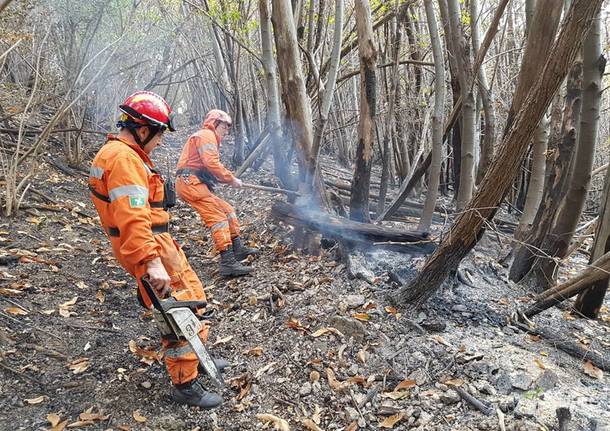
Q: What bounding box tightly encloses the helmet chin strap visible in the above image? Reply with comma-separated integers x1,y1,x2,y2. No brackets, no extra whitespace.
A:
127,125,158,149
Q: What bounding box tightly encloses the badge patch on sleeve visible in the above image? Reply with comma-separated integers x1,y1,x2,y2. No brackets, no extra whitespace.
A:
129,195,146,208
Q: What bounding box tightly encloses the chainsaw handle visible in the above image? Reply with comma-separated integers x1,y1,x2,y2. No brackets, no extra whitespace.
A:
140,275,165,312
140,276,208,314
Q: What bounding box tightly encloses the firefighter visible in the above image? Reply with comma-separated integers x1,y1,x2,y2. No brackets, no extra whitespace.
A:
176,109,258,276
88,91,225,409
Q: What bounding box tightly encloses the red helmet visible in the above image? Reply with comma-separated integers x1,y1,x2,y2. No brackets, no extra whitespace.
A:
119,91,175,132
204,109,232,127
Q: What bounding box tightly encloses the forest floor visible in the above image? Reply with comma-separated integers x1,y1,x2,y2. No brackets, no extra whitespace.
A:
1,129,609,431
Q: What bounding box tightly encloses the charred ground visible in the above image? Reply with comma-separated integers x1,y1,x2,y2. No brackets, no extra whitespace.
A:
0,132,609,431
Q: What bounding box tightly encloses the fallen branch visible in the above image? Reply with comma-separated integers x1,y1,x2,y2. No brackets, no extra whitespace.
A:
512,320,610,371
0,311,63,341
23,343,68,360
497,409,506,431
454,386,494,416
62,322,120,333
591,163,608,178
235,127,271,178
564,218,597,259
0,360,49,391
44,155,88,178
376,152,432,221
521,250,610,318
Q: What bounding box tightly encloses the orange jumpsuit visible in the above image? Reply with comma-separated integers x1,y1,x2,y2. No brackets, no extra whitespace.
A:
89,134,209,385
176,120,240,252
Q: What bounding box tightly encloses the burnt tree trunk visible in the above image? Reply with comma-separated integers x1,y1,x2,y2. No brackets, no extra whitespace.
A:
271,0,315,188
447,0,476,211
532,13,606,290
395,0,603,307
505,0,562,230
438,0,462,200
259,0,292,187
349,0,377,223
419,0,446,233
510,61,583,287
376,1,400,219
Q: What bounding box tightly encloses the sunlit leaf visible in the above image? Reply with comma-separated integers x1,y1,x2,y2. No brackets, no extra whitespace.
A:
352,313,370,322
256,414,290,431
583,361,603,380
243,346,263,356
5,306,28,315
133,410,147,423
394,379,417,391
379,412,405,428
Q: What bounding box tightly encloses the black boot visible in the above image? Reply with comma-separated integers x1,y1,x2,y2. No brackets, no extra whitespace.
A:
219,247,252,277
198,357,231,375
172,380,223,409
232,237,259,261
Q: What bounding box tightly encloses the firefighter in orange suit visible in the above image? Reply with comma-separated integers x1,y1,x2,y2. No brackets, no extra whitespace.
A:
176,109,258,276
88,91,226,409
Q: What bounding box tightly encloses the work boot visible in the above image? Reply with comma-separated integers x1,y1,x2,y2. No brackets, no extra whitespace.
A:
172,380,223,409
198,357,231,375
232,237,259,261
219,247,252,277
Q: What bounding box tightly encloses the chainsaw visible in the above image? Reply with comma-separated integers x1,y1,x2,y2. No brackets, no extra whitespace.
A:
141,276,224,388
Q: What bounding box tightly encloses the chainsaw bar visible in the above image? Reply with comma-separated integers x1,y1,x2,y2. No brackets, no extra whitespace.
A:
166,307,224,388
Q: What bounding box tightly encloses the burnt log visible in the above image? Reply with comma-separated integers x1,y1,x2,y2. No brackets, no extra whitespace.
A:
271,201,432,248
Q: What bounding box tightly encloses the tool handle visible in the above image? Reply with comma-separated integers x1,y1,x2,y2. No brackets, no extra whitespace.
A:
241,182,300,197
141,276,208,314
140,275,165,312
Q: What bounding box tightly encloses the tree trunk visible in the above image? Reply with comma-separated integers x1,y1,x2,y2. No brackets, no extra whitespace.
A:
312,0,344,161
446,0,475,210
0,0,15,15
574,172,610,318
437,0,462,200
376,0,400,219
349,0,377,223
531,14,606,290
471,0,495,186
271,0,315,190
555,16,606,240
573,13,609,318
403,4,423,95
513,0,562,238
517,115,549,236
418,0,445,233
525,0,535,33
395,0,603,307
510,61,583,287
259,0,292,187
504,0,563,133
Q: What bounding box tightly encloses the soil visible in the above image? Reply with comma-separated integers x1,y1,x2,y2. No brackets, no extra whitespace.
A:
1,129,609,431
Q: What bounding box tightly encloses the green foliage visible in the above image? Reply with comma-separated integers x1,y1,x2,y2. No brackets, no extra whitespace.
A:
523,387,544,400
461,10,471,26
370,0,389,15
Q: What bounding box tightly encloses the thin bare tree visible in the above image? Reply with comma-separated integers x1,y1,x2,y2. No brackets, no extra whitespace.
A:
349,0,377,223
